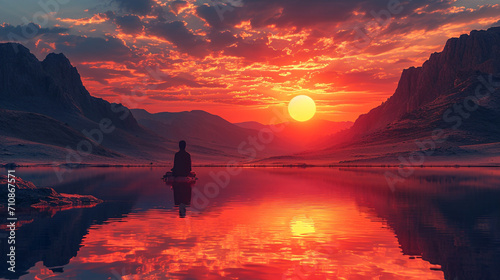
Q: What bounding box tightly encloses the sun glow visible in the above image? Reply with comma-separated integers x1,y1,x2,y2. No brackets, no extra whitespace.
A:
288,95,316,122
290,215,316,235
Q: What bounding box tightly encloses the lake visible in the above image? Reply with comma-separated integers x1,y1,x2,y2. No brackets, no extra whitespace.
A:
1,167,500,279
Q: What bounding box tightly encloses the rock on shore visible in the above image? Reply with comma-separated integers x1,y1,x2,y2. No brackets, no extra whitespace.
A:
0,175,102,210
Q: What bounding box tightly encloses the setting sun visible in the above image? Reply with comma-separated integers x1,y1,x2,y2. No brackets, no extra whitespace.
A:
288,95,316,122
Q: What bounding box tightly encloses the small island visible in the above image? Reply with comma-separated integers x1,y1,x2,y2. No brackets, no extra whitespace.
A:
0,175,102,212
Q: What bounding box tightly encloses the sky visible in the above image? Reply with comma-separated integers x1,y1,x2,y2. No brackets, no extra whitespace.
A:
1,0,499,124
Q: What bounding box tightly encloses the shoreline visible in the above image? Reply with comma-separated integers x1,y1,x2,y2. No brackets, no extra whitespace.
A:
3,163,500,168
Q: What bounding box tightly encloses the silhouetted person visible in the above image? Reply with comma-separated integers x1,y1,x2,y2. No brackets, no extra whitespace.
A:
171,140,191,177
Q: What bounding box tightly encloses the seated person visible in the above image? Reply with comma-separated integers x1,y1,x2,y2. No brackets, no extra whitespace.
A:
171,140,191,177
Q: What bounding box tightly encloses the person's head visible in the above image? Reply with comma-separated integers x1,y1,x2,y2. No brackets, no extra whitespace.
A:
179,140,186,151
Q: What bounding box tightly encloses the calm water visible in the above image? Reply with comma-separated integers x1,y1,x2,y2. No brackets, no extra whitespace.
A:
1,167,500,280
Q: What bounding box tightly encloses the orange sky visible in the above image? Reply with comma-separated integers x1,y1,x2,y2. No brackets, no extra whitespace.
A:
1,0,499,123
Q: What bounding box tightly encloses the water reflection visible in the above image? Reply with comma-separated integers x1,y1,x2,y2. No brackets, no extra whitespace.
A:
0,167,498,279
171,182,192,218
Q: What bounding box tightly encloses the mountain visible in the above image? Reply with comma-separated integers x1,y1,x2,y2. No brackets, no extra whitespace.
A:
130,109,297,157
262,27,500,165
235,121,268,131
235,119,353,148
0,44,140,131
351,27,500,136
0,43,176,163
0,109,117,161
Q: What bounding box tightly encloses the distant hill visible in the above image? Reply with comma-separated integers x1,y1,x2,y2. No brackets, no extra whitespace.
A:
235,121,268,131
130,109,298,157
235,119,353,148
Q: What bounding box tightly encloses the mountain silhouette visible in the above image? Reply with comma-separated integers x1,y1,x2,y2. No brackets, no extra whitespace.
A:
130,109,297,158
0,43,140,130
351,27,500,137
235,119,353,148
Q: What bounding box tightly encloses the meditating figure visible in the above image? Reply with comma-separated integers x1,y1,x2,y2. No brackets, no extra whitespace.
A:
171,140,191,177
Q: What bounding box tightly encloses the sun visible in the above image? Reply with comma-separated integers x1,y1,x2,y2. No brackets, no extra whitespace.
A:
288,95,316,122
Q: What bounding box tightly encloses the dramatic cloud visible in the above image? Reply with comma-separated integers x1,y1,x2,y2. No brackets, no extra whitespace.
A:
114,15,144,34
155,74,226,89
169,0,189,15
78,64,135,85
195,0,459,30
208,30,239,50
224,38,285,61
53,35,133,63
0,23,68,41
113,0,155,15
1,0,498,123
147,20,209,57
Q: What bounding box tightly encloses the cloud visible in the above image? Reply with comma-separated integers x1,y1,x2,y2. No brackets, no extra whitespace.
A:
208,30,239,50
78,64,135,85
147,90,274,106
0,23,68,42
194,0,456,30
113,0,155,15
115,15,144,34
309,69,399,92
195,3,241,30
147,20,209,57
155,74,226,90
53,35,133,63
169,0,189,15
364,41,402,55
381,4,500,36
223,38,284,62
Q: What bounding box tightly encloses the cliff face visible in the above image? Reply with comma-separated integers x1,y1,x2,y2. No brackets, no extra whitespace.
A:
0,43,140,131
0,43,179,162
351,27,500,136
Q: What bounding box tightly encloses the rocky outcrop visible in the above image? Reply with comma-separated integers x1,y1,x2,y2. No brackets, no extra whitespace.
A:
0,175,102,210
351,27,500,136
0,43,141,131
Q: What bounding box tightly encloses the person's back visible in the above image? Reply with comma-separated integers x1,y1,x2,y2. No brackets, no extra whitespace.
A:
171,140,191,177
